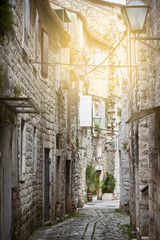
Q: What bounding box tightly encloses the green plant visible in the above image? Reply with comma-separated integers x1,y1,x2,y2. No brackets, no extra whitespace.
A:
120,224,136,239
101,172,116,193
122,142,128,152
14,85,23,97
117,107,121,117
86,165,98,193
114,208,129,216
76,133,80,151
108,141,114,146
0,0,15,44
94,125,101,136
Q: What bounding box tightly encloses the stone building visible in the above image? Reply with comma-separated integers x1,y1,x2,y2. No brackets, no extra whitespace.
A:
0,0,128,239
0,0,80,239
120,0,160,239
50,0,125,203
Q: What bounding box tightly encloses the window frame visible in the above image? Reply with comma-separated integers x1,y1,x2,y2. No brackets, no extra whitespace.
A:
22,0,30,54
20,119,26,176
41,29,48,77
35,8,39,61
33,126,37,173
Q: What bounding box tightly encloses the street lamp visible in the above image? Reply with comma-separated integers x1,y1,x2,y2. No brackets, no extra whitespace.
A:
93,115,101,126
121,0,160,42
121,0,149,33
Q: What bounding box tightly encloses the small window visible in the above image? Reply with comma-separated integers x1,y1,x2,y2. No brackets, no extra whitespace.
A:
67,94,71,144
56,133,61,150
41,30,48,76
33,126,37,172
20,120,26,175
35,9,39,61
24,0,30,47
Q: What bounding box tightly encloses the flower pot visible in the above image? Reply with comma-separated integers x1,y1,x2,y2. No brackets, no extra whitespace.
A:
87,192,93,202
93,195,98,201
102,193,113,201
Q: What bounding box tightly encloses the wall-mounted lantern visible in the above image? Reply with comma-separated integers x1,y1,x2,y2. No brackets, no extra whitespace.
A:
121,0,149,33
93,115,101,126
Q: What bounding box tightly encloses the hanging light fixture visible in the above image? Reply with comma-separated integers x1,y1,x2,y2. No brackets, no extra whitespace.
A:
121,0,149,33
93,115,101,126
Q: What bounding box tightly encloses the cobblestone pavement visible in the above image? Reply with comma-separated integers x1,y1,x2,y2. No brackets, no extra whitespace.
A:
29,200,136,240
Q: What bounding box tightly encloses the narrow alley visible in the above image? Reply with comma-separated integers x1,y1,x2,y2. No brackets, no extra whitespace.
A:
1,0,160,239
29,200,136,240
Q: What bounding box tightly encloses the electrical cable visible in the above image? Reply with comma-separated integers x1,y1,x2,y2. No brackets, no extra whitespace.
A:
79,31,127,77
137,39,160,53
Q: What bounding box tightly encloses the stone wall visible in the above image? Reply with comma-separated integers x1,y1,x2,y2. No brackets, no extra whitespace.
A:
124,0,160,239
119,78,130,212
0,1,79,239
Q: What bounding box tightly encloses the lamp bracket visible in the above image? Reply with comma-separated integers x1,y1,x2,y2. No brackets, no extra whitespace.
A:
133,37,160,40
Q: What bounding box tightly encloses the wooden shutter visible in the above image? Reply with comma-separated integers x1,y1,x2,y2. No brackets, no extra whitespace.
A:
24,0,29,46
35,9,39,60
41,30,48,76
99,101,106,132
79,96,92,127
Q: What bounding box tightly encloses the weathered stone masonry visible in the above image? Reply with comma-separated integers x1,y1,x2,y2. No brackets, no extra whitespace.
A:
123,0,160,239
0,1,79,239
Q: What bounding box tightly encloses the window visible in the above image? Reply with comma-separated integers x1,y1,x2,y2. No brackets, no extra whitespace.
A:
67,94,71,144
33,126,37,172
93,100,106,133
41,30,48,76
24,0,30,47
20,120,26,175
56,133,61,150
35,9,39,61
79,96,92,127
98,101,106,131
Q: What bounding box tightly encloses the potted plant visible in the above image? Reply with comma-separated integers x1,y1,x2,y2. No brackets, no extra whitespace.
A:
86,165,98,202
101,172,116,201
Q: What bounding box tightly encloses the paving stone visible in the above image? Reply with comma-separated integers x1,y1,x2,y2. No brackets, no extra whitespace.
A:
29,201,137,240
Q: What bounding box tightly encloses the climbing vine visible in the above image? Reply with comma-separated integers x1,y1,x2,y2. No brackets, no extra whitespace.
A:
94,125,101,137
0,0,14,45
14,85,23,97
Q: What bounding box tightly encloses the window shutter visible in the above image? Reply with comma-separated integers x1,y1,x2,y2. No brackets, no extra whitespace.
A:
35,9,39,60
79,96,92,127
61,48,70,87
41,30,48,76
99,101,105,131
24,0,29,46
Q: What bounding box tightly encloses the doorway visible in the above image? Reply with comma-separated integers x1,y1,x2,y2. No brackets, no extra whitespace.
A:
65,160,71,213
55,156,61,217
44,148,50,222
96,170,102,200
2,122,12,240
